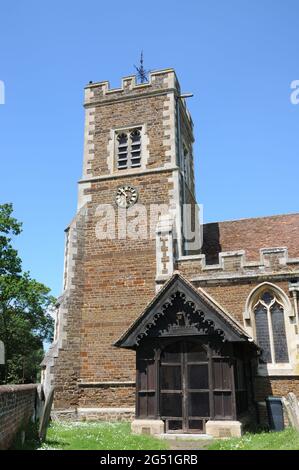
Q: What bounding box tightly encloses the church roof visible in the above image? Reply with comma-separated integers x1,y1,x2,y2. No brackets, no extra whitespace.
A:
202,212,299,264
115,272,256,349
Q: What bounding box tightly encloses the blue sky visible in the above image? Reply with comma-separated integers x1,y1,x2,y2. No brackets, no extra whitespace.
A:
0,0,298,297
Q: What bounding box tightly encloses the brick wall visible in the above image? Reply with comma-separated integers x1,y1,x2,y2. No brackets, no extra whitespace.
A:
255,377,299,428
0,384,38,450
78,384,135,408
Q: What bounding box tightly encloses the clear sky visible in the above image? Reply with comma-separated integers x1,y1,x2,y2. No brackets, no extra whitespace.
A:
0,0,298,297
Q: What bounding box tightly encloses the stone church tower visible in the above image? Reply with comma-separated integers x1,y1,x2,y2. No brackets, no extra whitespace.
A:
43,69,299,437
44,69,198,415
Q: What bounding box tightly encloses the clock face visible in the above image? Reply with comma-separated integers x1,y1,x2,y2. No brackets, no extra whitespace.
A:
115,185,138,208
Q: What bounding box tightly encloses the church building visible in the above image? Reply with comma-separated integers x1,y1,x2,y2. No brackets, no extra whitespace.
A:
42,69,299,437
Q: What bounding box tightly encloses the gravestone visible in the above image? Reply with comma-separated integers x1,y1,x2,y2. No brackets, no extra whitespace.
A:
282,392,299,431
0,341,5,365
286,392,299,430
38,386,55,442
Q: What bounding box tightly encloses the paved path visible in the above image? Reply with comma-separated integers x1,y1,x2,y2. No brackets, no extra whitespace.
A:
168,439,212,450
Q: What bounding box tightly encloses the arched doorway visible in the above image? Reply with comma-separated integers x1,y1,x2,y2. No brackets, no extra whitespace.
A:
160,340,210,433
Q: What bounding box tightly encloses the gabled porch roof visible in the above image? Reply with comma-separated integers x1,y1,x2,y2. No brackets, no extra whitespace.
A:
115,272,256,349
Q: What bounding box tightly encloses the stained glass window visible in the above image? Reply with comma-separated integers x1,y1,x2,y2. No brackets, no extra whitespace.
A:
254,291,289,365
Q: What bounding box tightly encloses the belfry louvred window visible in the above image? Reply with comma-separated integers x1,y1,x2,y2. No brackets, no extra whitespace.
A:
254,291,289,364
117,133,128,169
117,128,141,170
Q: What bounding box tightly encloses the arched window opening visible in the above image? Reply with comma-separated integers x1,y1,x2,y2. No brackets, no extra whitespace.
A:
253,290,289,364
117,133,128,169
130,129,141,167
116,127,142,170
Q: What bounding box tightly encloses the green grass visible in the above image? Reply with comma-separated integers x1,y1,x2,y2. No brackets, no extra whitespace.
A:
208,427,299,450
14,421,299,451
22,421,169,450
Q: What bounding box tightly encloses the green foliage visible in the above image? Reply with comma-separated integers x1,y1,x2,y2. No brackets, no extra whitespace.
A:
0,203,22,276
0,203,55,384
208,427,299,450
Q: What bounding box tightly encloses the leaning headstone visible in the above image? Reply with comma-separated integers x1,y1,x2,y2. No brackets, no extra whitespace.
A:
282,396,294,428
38,386,55,442
287,392,299,431
34,384,45,422
282,393,299,431
0,341,5,365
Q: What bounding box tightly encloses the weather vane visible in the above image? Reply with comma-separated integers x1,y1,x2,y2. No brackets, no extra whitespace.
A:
134,51,149,84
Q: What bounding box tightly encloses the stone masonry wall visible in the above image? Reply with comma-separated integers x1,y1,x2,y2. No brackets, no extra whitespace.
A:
75,171,174,408
78,384,136,408
0,384,37,450
84,69,183,177
200,280,291,324
49,207,87,409
201,281,299,404
51,69,183,410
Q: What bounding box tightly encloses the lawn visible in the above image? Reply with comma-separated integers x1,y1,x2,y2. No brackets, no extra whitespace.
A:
20,421,169,450
208,427,299,450
15,422,299,451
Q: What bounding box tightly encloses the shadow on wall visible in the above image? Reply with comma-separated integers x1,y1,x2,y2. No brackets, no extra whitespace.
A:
202,223,221,265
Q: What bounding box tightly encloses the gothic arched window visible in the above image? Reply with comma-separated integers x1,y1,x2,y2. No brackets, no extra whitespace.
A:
253,291,289,364
116,128,142,170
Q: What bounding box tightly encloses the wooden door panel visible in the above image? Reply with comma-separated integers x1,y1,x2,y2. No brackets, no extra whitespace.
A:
188,392,210,417
188,364,209,389
213,358,232,389
212,358,234,419
160,365,182,390
160,392,183,417
214,391,232,418
186,342,208,362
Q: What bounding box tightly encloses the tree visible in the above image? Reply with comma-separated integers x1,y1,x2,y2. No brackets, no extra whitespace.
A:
0,203,55,384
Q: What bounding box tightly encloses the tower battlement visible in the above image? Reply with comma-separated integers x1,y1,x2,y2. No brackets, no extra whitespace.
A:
85,68,177,99
84,68,193,129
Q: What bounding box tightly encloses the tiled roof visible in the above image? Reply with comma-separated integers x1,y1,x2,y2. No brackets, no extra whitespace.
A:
202,213,299,264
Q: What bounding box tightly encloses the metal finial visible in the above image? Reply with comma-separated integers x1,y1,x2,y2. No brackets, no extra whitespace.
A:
134,51,149,84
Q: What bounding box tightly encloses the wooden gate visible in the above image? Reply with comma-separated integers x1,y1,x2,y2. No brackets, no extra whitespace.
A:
160,340,210,433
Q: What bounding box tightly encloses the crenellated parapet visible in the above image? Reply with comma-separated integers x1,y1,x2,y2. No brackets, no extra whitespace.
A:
156,246,299,284
85,69,178,101
84,69,193,129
